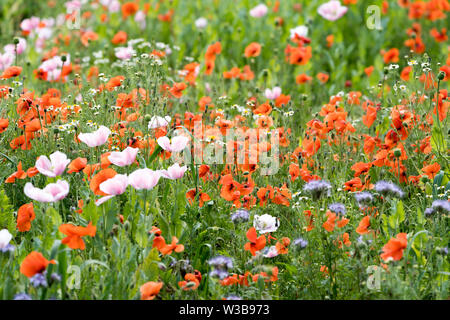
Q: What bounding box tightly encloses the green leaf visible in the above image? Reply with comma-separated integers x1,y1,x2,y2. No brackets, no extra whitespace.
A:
0,188,15,235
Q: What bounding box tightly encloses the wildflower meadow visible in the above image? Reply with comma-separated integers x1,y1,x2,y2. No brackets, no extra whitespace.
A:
0,0,449,303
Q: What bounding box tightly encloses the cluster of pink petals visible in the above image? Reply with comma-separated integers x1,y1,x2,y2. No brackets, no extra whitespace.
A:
35,151,70,177
249,4,268,18
0,52,14,71
265,87,282,100
96,174,128,206
160,163,187,180
128,168,161,190
99,0,120,12
4,37,27,55
108,147,138,167
317,1,348,21
157,135,190,153
148,115,171,129
115,46,135,60
24,180,69,203
78,125,111,147
37,55,70,82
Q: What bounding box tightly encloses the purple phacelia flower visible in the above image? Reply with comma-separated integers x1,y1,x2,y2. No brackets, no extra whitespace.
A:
328,202,346,215
354,191,373,208
30,273,48,288
293,237,308,249
374,180,404,198
13,293,32,300
231,209,250,223
303,180,332,200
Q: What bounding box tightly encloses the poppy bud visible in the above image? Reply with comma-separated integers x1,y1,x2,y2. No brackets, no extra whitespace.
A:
393,148,402,157
144,114,152,122
61,55,67,62
437,71,445,81
262,69,269,77
53,128,59,134
13,37,20,45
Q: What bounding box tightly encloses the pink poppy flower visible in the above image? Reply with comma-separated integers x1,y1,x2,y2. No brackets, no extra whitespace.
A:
265,87,281,100
249,4,268,18
78,125,111,148
318,1,348,21
159,163,187,180
4,37,27,55
96,174,128,206
157,135,190,153
148,115,171,129
115,47,135,60
128,168,160,190
108,147,138,167
35,151,70,177
24,180,69,203
0,52,14,71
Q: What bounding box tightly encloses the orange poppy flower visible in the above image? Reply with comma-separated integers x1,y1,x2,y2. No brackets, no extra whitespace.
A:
275,237,291,254
421,163,440,179
17,203,35,232
364,66,374,77
112,31,128,45
244,42,261,58
5,161,27,183
356,216,370,235
178,271,202,291
362,105,378,128
169,82,187,98
20,251,56,278
382,48,399,64
122,2,139,19
140,281,163,300
81,31,98,47
380,233,407,262
317,72,329,83
153,236,184,255
27,166,39,178
296,73,312,84
186,188,211,207
59,222,97,250
244,227,266,256
1,66,22,79
0,118,9,133
67,157,88,173
337,232,351,248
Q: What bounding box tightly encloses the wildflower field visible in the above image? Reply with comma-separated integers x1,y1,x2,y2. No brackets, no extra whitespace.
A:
0,0,449,301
